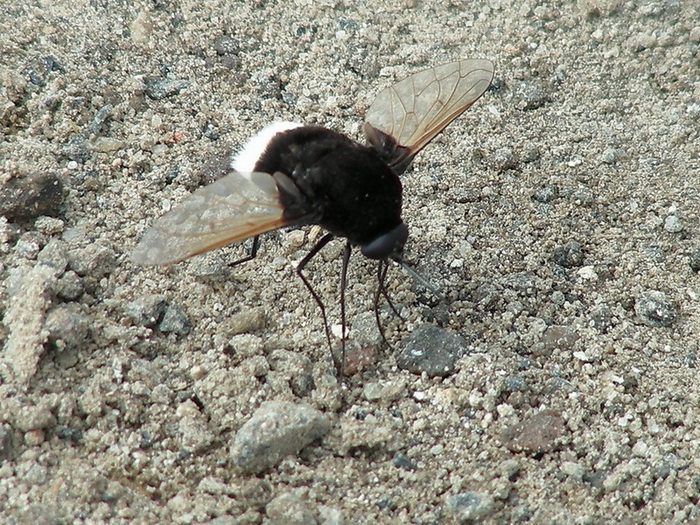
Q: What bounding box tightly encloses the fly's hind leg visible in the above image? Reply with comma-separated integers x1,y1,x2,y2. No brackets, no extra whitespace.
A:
295,233,340,374
228,235,261,267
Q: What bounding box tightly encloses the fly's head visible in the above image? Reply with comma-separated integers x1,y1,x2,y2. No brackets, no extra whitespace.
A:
361,222,408,260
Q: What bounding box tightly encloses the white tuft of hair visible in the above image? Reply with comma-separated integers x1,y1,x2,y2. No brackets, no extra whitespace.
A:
231,121,303,173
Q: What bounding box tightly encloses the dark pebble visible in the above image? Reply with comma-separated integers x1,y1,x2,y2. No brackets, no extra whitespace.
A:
22,55,63,87
634,290,677,327
589,303,613,332
532,184,559,203
392,451,416,471
0,173,65,221
159,304,191,335
92,104,113,135
505,271,538,294
397,324,469,377
376,497,397,510
0,423,14,461
501,409,566,454
56,427,83,443
503,374,528,393
689,247,700,273
62,135,90,163
213,36,240,56
471,282,500,311
553,241,584,268
522,144,541,163
145,78,190,100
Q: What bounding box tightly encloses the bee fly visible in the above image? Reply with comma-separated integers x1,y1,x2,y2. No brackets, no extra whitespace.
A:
132,59,494,375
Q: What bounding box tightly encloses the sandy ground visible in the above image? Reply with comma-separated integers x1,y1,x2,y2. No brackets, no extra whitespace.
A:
1,0,700,523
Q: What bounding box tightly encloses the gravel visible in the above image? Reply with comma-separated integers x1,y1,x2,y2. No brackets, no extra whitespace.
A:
1,1,699,523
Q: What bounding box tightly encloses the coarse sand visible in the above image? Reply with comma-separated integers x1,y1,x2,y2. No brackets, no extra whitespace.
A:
1,1,699,523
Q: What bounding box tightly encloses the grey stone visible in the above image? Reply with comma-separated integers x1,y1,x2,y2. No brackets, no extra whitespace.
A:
230,401,331,474
553,241,584,268
145,78,189,100
635,290,677,327
512,81,549,110
447,492,495,522
125,294,167,328
159,304,191,335
397,324,468,377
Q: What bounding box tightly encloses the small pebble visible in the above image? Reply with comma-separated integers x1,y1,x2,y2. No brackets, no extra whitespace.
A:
690,247,700,273
634,290,677,327
488,147,519,171
44,304,91,350
512,81,548,110
34,217,65,235
225,308,267,335
14,405,55,432
0,173,65,221
0,424,14,461
158,304,191,335
24,429,46,446
663,215,684,233
392,451,416,471
230,401,331,474
15,232,44,259
447,492,495,522
553,241,584,268
589,303,613,332
600,148,624,164
522,144,540,162
91,104,113,134
532,184,559,203
145,78,190,100
540,325,579,353
125,294,167,328
500,410,566,454
62,135,90,163
22,55,63,87
67,244,116,277
397,324,469,377
90,137,125,153
52,271,84,301
130,11,153,45
561,461,585,480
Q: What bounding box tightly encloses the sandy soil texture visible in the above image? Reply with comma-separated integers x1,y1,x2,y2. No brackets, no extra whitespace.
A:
1,0,699,523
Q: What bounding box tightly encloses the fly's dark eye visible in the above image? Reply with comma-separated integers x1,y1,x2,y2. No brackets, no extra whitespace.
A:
361,223,408,260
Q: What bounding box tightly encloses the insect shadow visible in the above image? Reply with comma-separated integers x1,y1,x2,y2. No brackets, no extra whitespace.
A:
132,59,494,376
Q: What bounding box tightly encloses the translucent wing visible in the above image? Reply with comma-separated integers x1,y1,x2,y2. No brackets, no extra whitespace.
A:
132,171,302,265
364,59,494,173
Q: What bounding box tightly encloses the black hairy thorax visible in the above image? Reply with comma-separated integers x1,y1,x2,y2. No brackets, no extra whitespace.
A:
254,126,404,247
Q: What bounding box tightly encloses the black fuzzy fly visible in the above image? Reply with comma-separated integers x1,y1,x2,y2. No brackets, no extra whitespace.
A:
132,59,494,375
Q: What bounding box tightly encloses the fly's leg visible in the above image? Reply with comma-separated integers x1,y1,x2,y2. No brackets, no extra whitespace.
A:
228,236,260,267
338,242,352,377
296,233,340,374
